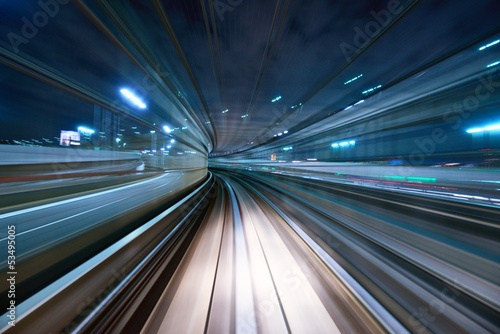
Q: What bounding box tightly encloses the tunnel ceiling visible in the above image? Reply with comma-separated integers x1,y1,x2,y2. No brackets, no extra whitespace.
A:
1,1,499,155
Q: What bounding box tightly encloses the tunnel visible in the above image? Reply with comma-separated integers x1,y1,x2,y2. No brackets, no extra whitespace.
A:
0,1,499,333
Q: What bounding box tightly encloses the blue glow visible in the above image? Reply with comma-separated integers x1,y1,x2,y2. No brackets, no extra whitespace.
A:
344,74,363,85
163,125,172,133
486,61,500,68
77,126,95,134
222,109,229,113
362,85,382,94
332,139,356,149
120,88,147,109
466,123,500,133
354,100,365,105
271,96,282,103
479,39,500,51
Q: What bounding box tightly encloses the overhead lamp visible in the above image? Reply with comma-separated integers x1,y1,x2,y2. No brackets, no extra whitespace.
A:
486,61,500,68
271,96,282,103
120,88,147,109
479,39,499,51
362,85,382,95
344,74,363,85
467,122,500,133
77,126,95,134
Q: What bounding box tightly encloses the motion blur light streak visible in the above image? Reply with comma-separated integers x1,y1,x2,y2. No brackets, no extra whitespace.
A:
120,88,147,109
0,1,500,333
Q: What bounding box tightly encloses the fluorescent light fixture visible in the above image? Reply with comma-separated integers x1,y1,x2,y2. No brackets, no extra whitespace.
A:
467,122,500,133
486,61,500,68
344,74,363,85
170,139,175,143
77,126,95,134
362,85,382,94
343,105,353,111
271,96,282,103
354,100,365,105
120,88,147,109
283,130,289,134
222,109,229,113
332,139,356,148
479,39,500,51
278,132,283,136
150,130,156,133
163,126,172,133
485,124,500,131
167,145,172,149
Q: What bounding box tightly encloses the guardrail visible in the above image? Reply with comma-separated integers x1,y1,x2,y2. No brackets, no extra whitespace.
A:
0,173,215,333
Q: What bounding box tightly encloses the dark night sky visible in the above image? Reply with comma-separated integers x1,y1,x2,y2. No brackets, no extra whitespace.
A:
0,0,499,152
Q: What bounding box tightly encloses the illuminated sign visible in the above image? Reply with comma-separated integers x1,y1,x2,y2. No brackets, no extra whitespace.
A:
60,131,80,146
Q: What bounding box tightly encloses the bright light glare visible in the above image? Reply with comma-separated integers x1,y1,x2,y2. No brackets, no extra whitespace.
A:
77,126,95,134
271,96,282,103
120,88,147,109
486,61,500,68
479,39,500,51
467,123,500,133
354,100,365,105
485,124,500,131
163,126,172,133
362,85,382,94
284,130,289,134
344,74,363,85
170,139,175,143
332,139,356,148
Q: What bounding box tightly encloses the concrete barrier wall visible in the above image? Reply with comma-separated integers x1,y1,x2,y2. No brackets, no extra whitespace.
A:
0,145,140,165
